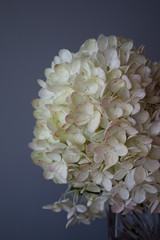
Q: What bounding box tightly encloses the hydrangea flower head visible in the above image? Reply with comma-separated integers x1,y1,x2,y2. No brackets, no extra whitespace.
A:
29,35,160,227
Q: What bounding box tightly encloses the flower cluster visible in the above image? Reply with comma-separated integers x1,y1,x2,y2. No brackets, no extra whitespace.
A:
29,35,160,227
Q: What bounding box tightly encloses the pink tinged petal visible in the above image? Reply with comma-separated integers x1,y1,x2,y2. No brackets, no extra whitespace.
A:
144,160,160,172
102,97,111,109
102,176,112,191
149,121,160,136
125,126,138,136
59,49,72,63
143,184,157,194
97,34,108,51
76,102,94,115
114,169,127,180
94,145,108,154
119,187,129,200
77,171,89,182
91,171,102,184
94,153,104,163
65,113,75,123
75,113,90,126
87,111,101,133
111,201,124,213
76,205,87,213
134,166,146,184
132,189,146,203
125,171,135,188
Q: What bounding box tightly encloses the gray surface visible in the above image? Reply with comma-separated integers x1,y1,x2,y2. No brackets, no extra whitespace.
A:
1,0,160,239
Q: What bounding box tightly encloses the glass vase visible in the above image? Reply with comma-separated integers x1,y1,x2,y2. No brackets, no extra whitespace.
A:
107,206,160,240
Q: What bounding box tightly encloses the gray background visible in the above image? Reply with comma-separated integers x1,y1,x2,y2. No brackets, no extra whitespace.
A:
1,0,160,239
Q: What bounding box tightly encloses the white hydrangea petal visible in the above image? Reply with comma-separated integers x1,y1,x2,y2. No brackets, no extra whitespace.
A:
67,207,76,219
149,147,160,160
47,152,61,161
121,162,133,170
132,189,146,203
108,35,117,47
119,187,129,200
110,58,120,69
144,159,160,172
59,49,72,63
149,121,160,136
122,75,132,89
97,34,108,51
114,169,127,180
43,169,54,179
125,171,135,188
150,200,159,213
87,111,101,133
104,49,117,64
143,184,157,194
76,205,87,213
70,59,81,74
91,171,102,184
102,176,112,191
50,161,68,183
115,143,128,156
38,88,53,99
37,79,46,88
66,217,77,228
108,78,125,93
86,183,101,193
72,133,86,145
134,166,146,184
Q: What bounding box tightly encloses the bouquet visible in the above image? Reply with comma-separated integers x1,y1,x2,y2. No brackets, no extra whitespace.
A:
29,34,160,228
